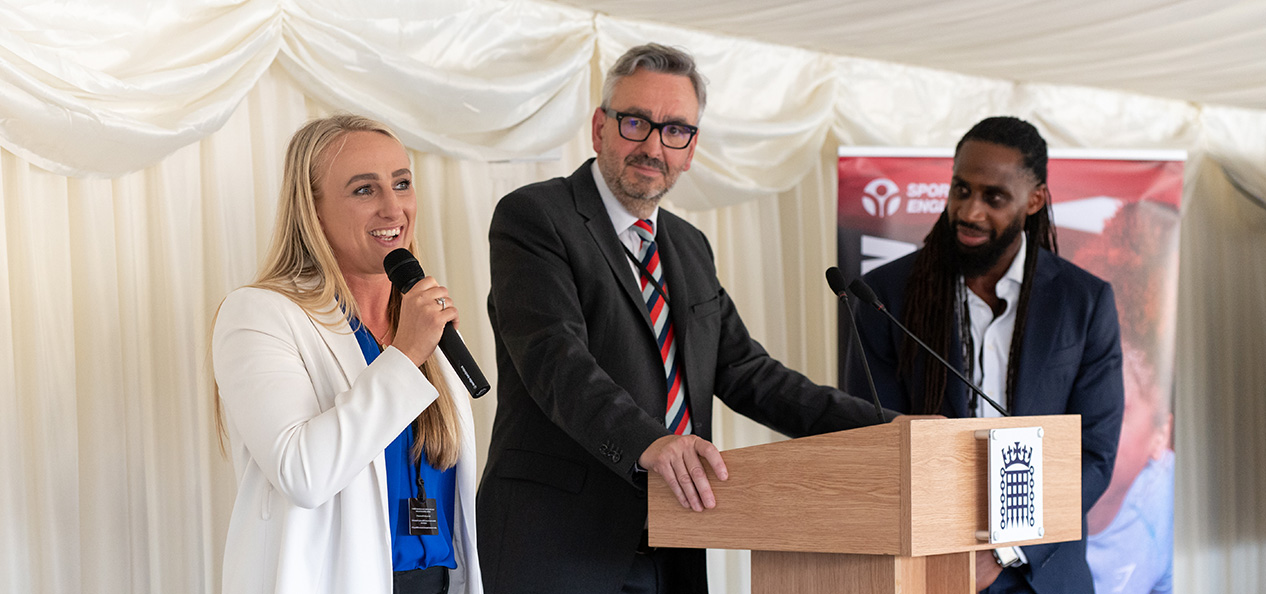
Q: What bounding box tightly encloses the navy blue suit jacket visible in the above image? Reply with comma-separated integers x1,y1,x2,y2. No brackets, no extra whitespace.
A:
848,248,1124,593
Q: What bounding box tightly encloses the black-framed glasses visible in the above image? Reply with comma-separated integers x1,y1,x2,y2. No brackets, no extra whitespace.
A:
605,110,698,149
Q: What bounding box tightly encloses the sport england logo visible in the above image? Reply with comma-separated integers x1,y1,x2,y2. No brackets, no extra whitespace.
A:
861,178,901,218
999,442,1036,529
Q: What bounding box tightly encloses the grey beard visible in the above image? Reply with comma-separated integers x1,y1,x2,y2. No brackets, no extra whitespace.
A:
612,181,665,216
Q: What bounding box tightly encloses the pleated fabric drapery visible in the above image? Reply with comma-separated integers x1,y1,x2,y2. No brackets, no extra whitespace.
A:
9,0,1263,205
2,1,1265,593
1173,153,1266,593
0,0,595,177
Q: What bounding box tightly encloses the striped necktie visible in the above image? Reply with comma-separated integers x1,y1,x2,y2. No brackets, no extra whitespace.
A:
631,219,691,435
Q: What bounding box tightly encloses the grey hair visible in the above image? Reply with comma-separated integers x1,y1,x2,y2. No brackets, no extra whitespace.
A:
600,43,707,120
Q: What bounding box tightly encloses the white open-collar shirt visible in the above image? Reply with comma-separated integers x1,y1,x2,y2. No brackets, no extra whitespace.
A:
592,160,660,281
963,233,1027,418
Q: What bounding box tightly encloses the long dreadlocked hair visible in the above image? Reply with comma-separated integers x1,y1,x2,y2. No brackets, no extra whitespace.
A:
900,116,1059,415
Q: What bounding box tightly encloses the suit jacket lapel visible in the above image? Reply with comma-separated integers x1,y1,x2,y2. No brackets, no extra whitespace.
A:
307,302,391,517
944,327,971,418
1014,249,1063,416
572,161,656,334
308,305,368,388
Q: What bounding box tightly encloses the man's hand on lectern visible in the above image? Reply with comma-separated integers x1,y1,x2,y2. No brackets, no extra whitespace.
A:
639,434,729,512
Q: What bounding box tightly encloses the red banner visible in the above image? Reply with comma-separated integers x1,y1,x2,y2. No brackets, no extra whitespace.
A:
837,149,1182,594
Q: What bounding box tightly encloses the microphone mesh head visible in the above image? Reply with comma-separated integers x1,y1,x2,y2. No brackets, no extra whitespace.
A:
825,267,848,296
383,248,425,291
847,278,880,307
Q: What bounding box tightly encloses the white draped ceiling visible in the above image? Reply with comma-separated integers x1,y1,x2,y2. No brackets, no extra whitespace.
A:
559,0,1266,113
5,0,1266,206
1,1,1263,593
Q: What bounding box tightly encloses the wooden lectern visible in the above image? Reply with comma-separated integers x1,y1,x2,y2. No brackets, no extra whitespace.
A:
647,415,1081,593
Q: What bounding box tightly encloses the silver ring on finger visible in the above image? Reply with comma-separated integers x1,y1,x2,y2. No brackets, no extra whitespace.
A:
436,297,447,310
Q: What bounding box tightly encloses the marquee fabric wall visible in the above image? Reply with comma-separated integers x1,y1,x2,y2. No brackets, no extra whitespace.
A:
1,1,1263,592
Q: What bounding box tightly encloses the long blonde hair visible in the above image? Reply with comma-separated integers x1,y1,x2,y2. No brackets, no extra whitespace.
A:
215,114,461,469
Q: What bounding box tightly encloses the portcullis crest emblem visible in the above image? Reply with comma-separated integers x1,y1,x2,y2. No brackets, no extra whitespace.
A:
984,426,1044,544
999,441,1036,529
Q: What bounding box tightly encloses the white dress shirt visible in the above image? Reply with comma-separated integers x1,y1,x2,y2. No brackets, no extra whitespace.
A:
964,234,1027,418
592,160,659,280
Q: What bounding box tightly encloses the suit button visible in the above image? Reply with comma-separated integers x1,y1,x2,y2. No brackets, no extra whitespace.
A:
600,440,623,464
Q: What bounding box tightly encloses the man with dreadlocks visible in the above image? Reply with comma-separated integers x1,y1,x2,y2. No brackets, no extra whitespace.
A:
848,116,1124,593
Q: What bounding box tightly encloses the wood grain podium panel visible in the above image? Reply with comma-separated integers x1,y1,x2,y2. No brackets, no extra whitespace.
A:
925,552,974,594
751,551,972,594
648,415,1082,561
905,416,1081,556
648,422,905,554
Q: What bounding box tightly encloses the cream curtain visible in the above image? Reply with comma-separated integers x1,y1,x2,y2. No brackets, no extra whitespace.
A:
2,1,1265,593
1173,152,1266,593
0,0,595,177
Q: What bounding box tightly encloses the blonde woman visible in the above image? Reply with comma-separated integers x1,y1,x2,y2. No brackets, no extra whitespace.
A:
213,115,481,594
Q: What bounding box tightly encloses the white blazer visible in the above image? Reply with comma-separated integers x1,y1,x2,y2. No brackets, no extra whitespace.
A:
213,287,482,594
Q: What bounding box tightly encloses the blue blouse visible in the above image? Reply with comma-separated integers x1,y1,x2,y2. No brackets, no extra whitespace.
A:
352,321,457,571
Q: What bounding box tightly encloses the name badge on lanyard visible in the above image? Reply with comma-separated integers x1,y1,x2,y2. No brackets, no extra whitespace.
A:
408,476,439,536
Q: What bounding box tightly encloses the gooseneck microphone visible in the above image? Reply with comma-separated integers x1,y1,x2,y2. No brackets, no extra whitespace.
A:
384,248,490,398
847,277,1009,417
826,267,886,424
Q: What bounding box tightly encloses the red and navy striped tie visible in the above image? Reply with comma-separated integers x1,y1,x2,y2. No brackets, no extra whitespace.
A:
632,219,691,435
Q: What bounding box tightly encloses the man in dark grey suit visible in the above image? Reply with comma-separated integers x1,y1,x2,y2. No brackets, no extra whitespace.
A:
477,44,890,594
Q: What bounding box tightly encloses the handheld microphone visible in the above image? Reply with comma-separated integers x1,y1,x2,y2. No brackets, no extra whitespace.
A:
847,277,1008,416
826,267,886,425
383,248,490,398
